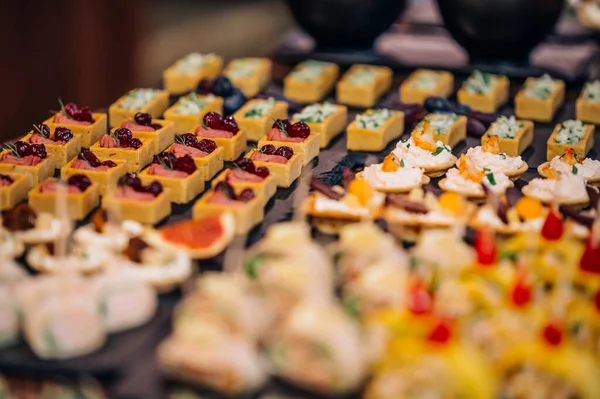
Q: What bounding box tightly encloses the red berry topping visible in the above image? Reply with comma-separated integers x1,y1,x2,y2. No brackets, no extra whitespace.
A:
114,128,133,146
221,115,239,134
579,236,600,274
407,281,432,315
541,207,563,241
272,119,293,134
290,121,310,139
144,181,163,197
196,79,213,95
259,144,276,155
177,134,198,147
194,139,217,154
33,124,50,138
127,138,143,149
428,320,452,344
150,123,163,131
29,144,47,159
254,166,270,178
542,323,563,346
474,228,497,266
215,181,236,199
77,106,95,123
234,158,256,174
63,102,79,119
274,146,294,160
174,154,197,174
54,127,74,142
511,277,532,308
238,188,256,202
101,160,117,168
79,149,101,167
13,141,31,157
134,112,152,126
153,152,177,169
67,174,92,192
0,174,14,184
62,101,95,123
203,112,223,130
120,173,142,188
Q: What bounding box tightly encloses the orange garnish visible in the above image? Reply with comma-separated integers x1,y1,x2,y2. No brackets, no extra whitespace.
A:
540,164,558,179
560,148,581,166
348,179,374,206
411,121,436,152
482,135,500,155
515,197,544,220
438,192,463,215
381,154,400,172
457,154,485,183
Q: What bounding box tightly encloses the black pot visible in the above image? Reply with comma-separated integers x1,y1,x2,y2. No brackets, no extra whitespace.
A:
437,0,565,61
287,0,406,49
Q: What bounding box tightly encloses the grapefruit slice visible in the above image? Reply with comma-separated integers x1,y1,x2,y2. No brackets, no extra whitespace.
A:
144,213,235,259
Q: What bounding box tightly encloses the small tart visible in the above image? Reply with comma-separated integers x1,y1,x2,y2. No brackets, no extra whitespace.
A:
164,94,223,134
284,60,339,104
192,188,264,234
90,137,154,173
538,151,600,185
515,74,565,122
346,109,404,152
439,155,513,199
0,172,31,211
465,136,528,179
399,69,454,104
211,169,277,206
162,52,223,95
245,149,303,188
120,119,176,154
102,186,172,225
223,57,271,98
457,70,510,113
28,178,100,221
470,203,546,235
357,156,430,193
482,116,534,157
73,219,144,252
522,174,590,206
194,126,247,162
546,120,595,162
166,143,224,181
392,123,457,177
0,150,56,186
336,64,392,108
416,113,467,148
257,127,320,166
108,88,170,128
576,80,600,125
292,102,348,148
22,129,81,169
42,113,108,148
234,98,289,142
138,165,205,204
26,243,108,274
60,157,127,195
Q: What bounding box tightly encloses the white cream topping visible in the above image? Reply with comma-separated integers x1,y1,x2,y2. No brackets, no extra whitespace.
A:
474,206,544,232
354,109,393,130
294,102,337,124
463,70,498,95
583,80,600,102
523,74,557,99
393,138,455,168
386,207,457,226
242,97,275,119
554,120,586,144
548,156,600,179
524,175,588,203
347,68,376,86
173,94,215,115
466,146,524,174
490,116,523,139
118,89,161,111
411,71,440,90
361,164,424,190
422,113,458,135
120,247,192,288
227,59,260,79
313,192,384,217
73,221,143,252
26,244,108,274
290,60,329,82
444,168,512,195
173,53,216,75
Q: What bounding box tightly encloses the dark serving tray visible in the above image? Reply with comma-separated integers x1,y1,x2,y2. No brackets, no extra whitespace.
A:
2,74,599,398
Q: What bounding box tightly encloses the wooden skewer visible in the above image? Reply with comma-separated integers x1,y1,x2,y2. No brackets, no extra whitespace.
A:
222,233,247,275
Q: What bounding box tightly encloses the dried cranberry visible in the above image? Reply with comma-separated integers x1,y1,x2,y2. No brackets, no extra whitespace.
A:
196,79,213,95
272,119,292,134
101,160,117,168
29,144,47,159
77,106,95,123
203,112,223,130
63,102,79,119
221,115,239,134
177,134,198,147
134,112,152,126
13,141,31,157
54,127,74,142
120,173,141,188
290,121,310,139
238,188,256,202
33,124,51,138
234,158,256,174
254,166,270,178
114,128,133,146
174,154,197,174
194,139,217,154
144,181,163,197
543,323,563,346
150,123,163,131
67,174,92,192
274,146,294,160
153,152,177,169
259,144,276,155
215,181,236,199
127,138,143,149
79,149,101,167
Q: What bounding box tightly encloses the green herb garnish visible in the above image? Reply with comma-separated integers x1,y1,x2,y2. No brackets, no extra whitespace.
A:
486,172,496,186
432,146,446,156
572,165,578,175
